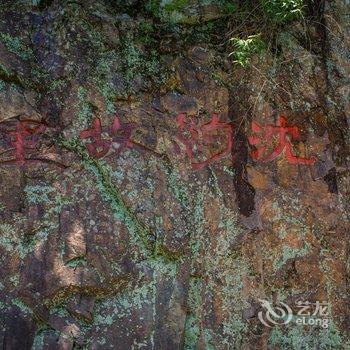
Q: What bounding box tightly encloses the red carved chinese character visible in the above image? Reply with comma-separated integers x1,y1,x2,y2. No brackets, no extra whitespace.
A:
80,116,138,159
248,116,316,165
80,118,111,158
175,113,199,162
110,117,137,156
175,113,234,170
0,120,46,166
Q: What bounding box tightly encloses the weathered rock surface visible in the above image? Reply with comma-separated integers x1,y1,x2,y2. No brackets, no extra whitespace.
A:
0,0,349,349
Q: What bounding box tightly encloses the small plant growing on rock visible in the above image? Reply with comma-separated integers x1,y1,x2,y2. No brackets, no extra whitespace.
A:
262,0,305,23
229,34,265,67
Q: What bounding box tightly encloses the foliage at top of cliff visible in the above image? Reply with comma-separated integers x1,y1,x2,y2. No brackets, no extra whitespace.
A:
262,0,305,23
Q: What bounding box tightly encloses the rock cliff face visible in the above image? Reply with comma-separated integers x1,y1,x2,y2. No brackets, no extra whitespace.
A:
0,0,349,349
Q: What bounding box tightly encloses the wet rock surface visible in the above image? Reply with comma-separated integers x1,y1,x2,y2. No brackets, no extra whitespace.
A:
0,0,349,349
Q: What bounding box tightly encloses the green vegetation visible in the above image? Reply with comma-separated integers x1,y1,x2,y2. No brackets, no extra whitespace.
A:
0,80,5,91
32,327,60,350
60,138,156,257
24,185,56,205
120,35,162,93
145,0,161,17
269,321,343,349
12,298,33,316
228,0,305,67
76,86,94,128
222,1,237,15
229,34,265,67
163,0,189,13
139,22,157,45
262,0,305,23
183,277,202,348
0,32,32,61
145,0,236,26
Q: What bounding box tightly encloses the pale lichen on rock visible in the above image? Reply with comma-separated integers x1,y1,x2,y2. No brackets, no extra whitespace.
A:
0,0,348,349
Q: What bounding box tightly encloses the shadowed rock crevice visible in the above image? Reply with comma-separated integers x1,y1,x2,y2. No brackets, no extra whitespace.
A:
228,90,256,217
307,0,349,163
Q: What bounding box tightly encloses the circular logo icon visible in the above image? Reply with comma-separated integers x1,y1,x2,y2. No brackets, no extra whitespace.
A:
258,299,293,327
